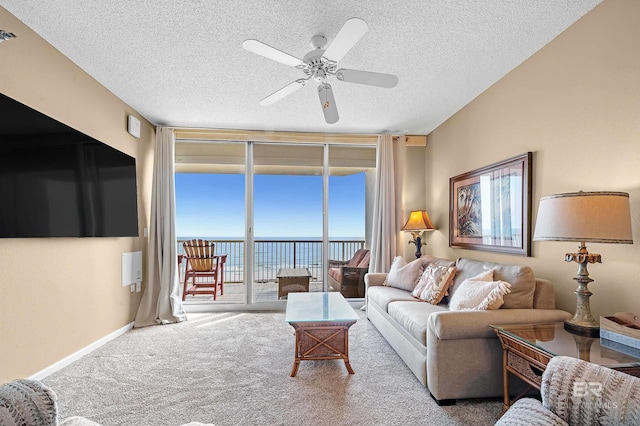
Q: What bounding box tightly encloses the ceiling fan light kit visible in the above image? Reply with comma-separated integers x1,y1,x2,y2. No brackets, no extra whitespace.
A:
243,18,399,124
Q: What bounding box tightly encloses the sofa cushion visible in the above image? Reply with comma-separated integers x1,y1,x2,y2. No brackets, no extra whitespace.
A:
328,267,341,283
384,256,426,291
368,285,417,312
388,301,448,345
452,258,536,309
412,265,457,304
448,279,511,310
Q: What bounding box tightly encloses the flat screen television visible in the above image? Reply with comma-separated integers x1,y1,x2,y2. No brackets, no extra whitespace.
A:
0,92,139,238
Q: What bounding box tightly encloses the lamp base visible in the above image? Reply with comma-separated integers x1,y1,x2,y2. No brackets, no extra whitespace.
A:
564,320,600,337
412,236,422,259
563,246,601,338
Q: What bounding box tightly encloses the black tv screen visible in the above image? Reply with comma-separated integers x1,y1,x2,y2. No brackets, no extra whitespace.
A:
0,93,139,238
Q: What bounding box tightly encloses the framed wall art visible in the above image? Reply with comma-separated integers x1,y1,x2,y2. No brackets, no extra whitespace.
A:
449,152,532,256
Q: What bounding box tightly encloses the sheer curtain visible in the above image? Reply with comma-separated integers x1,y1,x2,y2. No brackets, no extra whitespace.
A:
369,134,405,273
134,127,186,327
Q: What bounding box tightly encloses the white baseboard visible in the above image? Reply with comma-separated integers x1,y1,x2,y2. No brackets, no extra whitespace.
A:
29,322,134,381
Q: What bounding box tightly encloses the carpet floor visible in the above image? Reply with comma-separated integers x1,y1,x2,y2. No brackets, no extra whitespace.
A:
44,311,502,426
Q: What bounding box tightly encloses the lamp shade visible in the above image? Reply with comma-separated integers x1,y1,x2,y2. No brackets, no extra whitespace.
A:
401,210,436,231
533,191,633,244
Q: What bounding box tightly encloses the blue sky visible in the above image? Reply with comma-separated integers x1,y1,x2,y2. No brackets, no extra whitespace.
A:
175,172,365,238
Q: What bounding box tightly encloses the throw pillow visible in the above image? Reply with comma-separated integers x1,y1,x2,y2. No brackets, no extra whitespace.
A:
453,258,536,309
448,279,512,311
384,256,426,292
446,268,493,302
412,264,457,304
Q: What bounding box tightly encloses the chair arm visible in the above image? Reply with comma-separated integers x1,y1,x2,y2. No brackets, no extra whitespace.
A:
364,273,387,288
342,266,368,281
328,259,350,268
0,379,58,426
428,309,571,340
495,398,567,426
340,266,368,298
541,356,640,425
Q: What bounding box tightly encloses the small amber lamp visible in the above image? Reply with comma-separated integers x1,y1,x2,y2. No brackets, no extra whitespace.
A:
401,210,436,259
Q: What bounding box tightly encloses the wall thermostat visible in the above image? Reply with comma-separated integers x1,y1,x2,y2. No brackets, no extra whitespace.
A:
127,115,141,138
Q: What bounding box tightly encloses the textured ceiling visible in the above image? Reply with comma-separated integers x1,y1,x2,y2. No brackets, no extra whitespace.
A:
1,1,601,135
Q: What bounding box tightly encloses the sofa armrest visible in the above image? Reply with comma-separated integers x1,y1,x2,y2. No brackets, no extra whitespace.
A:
364,273,387,288
428,309,571,340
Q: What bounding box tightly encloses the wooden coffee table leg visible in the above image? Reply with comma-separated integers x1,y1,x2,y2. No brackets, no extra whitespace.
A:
290,360,300,377
290,329,301,377
344,359,355,374
344,331,354,374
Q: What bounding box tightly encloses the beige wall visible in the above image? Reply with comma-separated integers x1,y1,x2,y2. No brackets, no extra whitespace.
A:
0,7,154,382
426,0,640,318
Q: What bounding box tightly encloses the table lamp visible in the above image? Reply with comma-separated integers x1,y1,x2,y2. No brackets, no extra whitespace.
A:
401,210,436,259
533,191,633,336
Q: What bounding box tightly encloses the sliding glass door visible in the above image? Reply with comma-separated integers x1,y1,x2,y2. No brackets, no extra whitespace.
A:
252,143,324,302
328,145,375,298
175,139,375,306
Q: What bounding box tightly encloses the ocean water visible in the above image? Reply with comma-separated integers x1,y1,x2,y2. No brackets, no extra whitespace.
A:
178,237,364,282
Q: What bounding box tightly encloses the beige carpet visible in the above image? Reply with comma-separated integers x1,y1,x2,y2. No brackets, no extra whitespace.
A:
44,311,502,425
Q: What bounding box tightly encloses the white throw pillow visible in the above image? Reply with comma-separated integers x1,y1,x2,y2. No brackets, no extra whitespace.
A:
448,268,494,300
384,256,426,292
448,279,512,311
412,264,457,304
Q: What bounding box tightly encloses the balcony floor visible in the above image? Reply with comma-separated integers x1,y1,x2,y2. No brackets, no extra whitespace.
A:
181,280,325,304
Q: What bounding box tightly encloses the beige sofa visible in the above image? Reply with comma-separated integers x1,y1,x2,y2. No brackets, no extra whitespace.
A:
365,256,571,405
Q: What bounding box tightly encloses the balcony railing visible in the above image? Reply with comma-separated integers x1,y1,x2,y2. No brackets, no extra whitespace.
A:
177,239,365,283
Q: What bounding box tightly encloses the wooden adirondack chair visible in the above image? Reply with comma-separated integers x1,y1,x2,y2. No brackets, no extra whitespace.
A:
182,239,226,300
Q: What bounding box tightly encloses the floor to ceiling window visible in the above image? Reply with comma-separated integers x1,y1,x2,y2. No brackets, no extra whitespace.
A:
175,137,375,307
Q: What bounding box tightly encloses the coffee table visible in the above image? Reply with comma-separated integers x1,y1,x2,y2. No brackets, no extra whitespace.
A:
277,268,312,299
285,292,359,377
492,322,640,412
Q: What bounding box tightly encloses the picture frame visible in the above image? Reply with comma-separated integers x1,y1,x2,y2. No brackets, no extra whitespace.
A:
449,152,532,256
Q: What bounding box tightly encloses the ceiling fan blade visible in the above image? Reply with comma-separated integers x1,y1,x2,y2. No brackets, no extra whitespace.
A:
242,39,305,68
323,18,369,63
318,83,339,124
259,79,307,106
336,68,399,88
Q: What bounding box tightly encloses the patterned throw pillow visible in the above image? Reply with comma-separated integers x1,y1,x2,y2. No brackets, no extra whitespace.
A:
383,256,426,292
448,279,512,311
412,264,457,304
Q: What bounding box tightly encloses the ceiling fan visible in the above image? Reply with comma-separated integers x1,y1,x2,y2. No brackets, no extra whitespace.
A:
242,18,399,124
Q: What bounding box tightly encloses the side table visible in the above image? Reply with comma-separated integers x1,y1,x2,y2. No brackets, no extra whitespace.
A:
491,322,640,413
276,268,312,299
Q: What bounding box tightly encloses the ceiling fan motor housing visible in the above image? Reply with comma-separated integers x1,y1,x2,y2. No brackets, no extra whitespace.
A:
302,49,336,82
